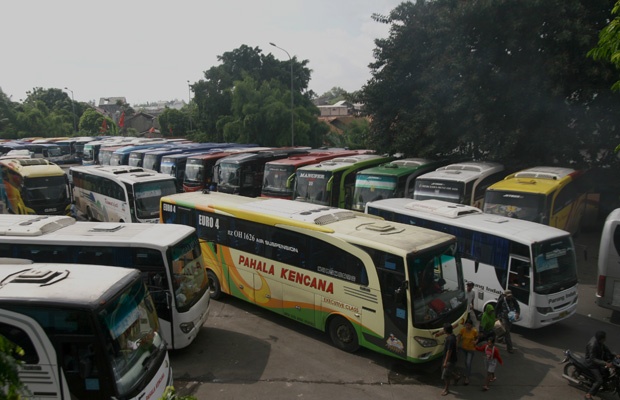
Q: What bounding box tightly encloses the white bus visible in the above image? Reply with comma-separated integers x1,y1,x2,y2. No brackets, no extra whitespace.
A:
597,208,620,312
0,262,171,400
160,191,468,364
413,161,505,208
0,214,210,350
366,198,579,329
70,165,177,223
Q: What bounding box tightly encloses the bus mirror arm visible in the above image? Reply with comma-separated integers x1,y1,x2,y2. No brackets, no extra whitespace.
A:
165,291,172,310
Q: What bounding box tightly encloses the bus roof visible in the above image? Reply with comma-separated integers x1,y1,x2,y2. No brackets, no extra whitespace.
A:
264,150,366,168
487,166,581,195
161,191,455,255
356,158,444,178
416,161,504,183
0,262,139,306
0,215,196,248
186,147,273,162
366,198,571,243
214,148,310,165
70,165,176,185
0,158,65,177
295,154,393,173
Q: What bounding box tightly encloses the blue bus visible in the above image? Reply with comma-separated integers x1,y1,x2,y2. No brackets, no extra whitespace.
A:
109,141,170,166
142,143,241,172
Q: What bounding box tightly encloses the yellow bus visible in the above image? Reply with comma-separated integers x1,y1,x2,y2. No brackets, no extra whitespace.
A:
160,191,467,363
483,166,588,235
0,158,71,215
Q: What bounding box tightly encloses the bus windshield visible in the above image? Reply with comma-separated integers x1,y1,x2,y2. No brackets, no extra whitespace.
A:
99,280,165,397
170,235,208,311
217,163,241,190
133,180,177,220
294,171,331,205
352,174,398,211
414,180,464,204
484,191,546,223
533,237,578,295
184,161,203,184
160,162,174,176
24,176,69,202
409,243,465,329
263,164,295,195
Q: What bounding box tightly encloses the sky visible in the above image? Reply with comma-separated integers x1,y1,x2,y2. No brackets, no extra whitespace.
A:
1,0,403,105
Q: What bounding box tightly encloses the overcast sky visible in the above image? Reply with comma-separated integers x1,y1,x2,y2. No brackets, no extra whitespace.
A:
1,0,403,105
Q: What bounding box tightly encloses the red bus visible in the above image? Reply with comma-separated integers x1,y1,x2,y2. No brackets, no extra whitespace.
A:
261,149,371,199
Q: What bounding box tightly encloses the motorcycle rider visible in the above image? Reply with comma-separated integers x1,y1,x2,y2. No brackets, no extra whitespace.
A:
585,330,615,400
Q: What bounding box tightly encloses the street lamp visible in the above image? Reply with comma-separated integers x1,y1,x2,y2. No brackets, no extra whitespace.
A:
187,80,192,132
64,87,77,133
270,42,294,147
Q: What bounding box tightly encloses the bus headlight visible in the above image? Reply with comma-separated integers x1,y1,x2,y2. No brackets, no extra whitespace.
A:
536,307,553,314
414,336,438,348
180,322,195,334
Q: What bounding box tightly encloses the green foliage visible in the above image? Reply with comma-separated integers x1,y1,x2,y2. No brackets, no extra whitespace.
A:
0,335,26,399
363,0,620,170
191,44,326,146
159,108,189,136
79,108,115,134
342,118,371,149
588,1,620,91
160,386,196,400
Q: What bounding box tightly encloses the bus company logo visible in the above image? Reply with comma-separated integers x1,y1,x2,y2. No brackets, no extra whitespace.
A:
386,333,404,354
299,173,324,179
104,198,119,208
238,255,275,275
44,207,57,213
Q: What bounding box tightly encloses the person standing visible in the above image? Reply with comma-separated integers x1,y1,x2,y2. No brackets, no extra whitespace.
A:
478,303,496,344
458,318,478,385
584,330,616,400
496,289,520,353
476,336,503,391
466,281,478,326
441,322,461,396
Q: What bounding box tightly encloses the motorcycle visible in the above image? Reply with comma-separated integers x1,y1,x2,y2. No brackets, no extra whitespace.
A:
561,349,620,397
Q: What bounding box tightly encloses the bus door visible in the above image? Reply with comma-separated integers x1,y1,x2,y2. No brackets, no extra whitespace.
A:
376,254,408,359
330,171,344,207
57,336,109,400
507,256,531,306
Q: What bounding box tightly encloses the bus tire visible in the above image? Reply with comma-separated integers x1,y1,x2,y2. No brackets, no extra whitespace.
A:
207,270,222,299
328,315,359,353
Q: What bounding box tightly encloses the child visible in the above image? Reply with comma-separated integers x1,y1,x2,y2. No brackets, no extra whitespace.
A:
475,336,503,391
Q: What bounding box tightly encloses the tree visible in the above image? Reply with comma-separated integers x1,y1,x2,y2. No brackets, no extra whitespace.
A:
158,108,188,137
0,335,26,399
191,45,326,146
588,0,620,91
362,0,620,170
79,108,115,135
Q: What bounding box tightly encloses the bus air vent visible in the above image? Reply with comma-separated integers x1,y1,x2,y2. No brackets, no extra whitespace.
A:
314,214,338,225
363,222,397,232
90,223,125,232
333,211,356,221
13,269,64,284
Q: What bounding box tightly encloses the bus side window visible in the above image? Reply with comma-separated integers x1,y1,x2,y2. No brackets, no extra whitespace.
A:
614,225,620,256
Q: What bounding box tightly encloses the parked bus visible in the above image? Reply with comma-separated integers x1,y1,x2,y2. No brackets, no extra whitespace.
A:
183,148,272,193
483,166,588,236
143,143,238,173
23,142,64,163
109,142,170,166
160,149,233,191
596,208,620,312
99,145,130,166
293,154,393,209
366,198,579,329
0,262,172,400
214,148,310,197
351,158,448,211
70,165,177,223
82,138,134,165
0,158,71,215
0,214,210,350
160,191,467,363
261,149,367,199
413,161,505,208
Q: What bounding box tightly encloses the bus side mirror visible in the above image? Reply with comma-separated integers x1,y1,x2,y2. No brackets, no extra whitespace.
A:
395,280,408,304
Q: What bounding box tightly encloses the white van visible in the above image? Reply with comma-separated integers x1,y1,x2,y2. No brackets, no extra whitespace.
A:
596,208,620,311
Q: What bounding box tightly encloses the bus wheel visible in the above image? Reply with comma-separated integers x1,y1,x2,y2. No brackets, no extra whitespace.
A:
207,270,222,299
328,316,359,353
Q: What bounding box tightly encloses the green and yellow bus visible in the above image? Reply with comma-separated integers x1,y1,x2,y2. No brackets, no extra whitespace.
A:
160,191,467,363
294,153,393,209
